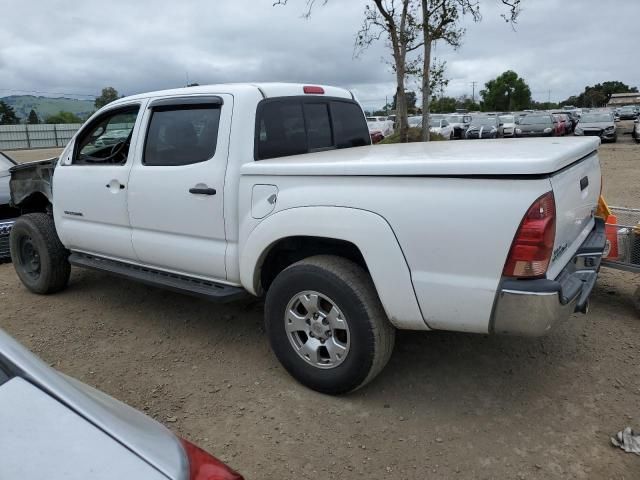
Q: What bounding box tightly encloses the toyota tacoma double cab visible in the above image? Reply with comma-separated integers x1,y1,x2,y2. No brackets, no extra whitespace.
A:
8,83,605,394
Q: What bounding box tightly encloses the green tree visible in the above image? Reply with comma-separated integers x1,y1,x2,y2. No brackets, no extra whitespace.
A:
531,100,559,110
95,87,120,109
456,94,480,112
480,70,532,111
0,101,20,125
392,90,418,114
27,109,40,124
429,96,457,113
45,111,82,124
560,81,638,108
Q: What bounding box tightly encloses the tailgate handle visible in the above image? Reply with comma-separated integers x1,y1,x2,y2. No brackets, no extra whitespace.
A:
189,187,217,196
580,176,589,191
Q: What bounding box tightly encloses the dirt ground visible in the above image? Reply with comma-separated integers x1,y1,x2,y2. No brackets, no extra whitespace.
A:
1,126,639,479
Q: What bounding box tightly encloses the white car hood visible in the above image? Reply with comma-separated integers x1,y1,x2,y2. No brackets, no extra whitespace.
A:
242,137,600,176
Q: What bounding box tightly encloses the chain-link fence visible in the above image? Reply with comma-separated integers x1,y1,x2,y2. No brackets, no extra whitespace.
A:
0,124,82,150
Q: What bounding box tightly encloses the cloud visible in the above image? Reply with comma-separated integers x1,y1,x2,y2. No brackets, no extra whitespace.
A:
0,0,637,110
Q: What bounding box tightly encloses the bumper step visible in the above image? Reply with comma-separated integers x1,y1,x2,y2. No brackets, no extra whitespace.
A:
68,253,246,303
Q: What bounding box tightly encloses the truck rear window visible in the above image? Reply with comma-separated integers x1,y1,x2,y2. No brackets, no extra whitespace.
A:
255,98,370,160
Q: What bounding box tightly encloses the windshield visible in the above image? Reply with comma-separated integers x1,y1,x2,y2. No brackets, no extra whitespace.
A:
471,117,497,127
620,107,635,112
429,119,443,127
520,115,551,125
580,113,613,123
408,116,422,126
499,115,514,123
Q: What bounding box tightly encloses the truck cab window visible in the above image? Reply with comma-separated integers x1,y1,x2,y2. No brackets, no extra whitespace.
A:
257,102,307,160
256,98,370,160
144,106,221,166
303,103,332,150
331,101,370,149
75,108,139,165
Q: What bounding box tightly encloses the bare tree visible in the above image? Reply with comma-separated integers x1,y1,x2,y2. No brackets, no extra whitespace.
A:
356,1,423,142
275,0,423,143
418,0,522,141
275,0,523,143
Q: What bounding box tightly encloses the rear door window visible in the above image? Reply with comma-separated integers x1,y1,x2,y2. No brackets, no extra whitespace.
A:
144,105,221,166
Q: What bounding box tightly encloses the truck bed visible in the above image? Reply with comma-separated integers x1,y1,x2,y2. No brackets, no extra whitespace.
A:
242,137,600,177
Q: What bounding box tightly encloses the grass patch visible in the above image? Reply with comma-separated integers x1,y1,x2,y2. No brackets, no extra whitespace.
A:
379,127,446,144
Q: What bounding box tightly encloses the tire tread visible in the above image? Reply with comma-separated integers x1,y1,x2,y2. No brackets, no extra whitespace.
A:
10,213,70,294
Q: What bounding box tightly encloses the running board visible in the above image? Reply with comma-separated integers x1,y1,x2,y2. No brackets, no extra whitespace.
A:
68,253,247,303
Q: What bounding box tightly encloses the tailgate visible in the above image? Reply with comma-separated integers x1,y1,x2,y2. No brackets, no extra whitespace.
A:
547,150,601,279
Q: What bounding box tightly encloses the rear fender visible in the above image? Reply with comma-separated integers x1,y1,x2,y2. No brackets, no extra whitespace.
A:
240,206,427,330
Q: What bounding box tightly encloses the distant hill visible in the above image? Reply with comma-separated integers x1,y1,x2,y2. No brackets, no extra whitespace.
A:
0,95,95,122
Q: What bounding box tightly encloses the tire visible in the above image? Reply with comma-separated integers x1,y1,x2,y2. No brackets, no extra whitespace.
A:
10,213,70,294
264,255,395,394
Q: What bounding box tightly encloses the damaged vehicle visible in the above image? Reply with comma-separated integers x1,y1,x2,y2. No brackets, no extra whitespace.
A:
8,83,605,394
465,115,501,139
445,114,472,139
574,112,617,143
0,152,20,263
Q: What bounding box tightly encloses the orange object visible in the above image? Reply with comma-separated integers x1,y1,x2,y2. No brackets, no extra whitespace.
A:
605,214,618,259
596,195,611,219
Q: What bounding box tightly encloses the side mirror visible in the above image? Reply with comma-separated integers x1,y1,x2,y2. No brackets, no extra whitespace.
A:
635,119,639,124
499,123,504,127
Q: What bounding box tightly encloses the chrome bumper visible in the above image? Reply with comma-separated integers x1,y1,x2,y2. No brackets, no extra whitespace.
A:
0,219,14,261
491,218,605,336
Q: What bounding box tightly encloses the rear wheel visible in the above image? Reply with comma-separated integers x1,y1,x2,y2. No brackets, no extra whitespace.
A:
10,213,70,294
264,255,395,394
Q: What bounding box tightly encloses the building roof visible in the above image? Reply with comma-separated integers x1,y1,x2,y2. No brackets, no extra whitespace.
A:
607,92,640,106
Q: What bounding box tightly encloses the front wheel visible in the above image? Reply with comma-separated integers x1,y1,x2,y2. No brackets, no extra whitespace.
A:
264,255,395,394
10,213,70,294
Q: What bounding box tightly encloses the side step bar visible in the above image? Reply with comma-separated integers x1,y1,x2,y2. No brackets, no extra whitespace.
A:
68,253,247,303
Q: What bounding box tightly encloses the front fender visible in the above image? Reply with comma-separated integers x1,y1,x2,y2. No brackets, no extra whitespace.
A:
239,206,427,330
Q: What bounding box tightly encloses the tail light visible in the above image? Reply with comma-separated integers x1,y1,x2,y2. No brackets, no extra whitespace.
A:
503,191,556,278
181,439,244,480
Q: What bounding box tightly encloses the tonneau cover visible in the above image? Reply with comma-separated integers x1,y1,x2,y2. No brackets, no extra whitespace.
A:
241,137,600,177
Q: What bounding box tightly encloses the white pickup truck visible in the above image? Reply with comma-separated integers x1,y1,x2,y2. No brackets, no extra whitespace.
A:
8,83,605,394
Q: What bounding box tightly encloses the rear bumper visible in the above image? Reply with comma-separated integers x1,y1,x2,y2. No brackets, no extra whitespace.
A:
0,219,14,262
491,217,605,336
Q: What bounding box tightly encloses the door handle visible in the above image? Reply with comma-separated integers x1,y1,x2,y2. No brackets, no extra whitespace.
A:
105,181,125,190
189,187,217,195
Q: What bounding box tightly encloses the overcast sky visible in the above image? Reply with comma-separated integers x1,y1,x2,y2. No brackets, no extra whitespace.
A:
1,0,637,110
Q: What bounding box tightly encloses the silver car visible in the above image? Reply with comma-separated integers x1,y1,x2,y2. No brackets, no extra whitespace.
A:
0,329,243,480
574,112,617,142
